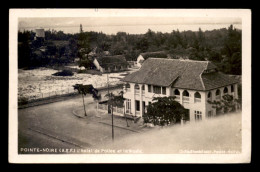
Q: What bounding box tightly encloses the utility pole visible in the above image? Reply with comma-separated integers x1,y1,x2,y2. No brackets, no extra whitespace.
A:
107,73,114,141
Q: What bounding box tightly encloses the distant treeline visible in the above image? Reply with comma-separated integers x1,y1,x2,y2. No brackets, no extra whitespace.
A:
18,25,241,75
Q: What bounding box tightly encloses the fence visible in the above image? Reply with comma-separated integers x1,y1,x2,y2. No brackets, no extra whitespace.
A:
18,87,78,103
18,80,123,103
97,102,124,116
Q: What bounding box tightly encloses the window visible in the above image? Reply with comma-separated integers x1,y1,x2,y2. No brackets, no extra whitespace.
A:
126,99,131,114
183,90,190,102
174,89,180,95
153,86,161,94
194,111,202,121
148,101,152,105
207,92,212,101
148,85,152,92
223,87,228,94
207,92,211,98
216,89,221,100
207,111,213,118
183,90,189,97
134,84,139,90
231,85,234,92
194,92,201,103
143,101,146,112
142,85,145,90
216,89,220,96
125,83,130,92
162,87,166,95
126,83,130,88
194,92,201,98
136,100,140,111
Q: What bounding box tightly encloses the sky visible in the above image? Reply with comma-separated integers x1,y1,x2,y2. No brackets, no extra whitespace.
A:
18,17,242,34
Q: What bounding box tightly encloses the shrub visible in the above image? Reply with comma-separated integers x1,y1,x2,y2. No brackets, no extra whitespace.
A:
52,69,74,76
77,69,86,73
18,97,29,106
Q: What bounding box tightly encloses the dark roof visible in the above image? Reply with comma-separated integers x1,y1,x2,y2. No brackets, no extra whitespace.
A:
122,58,239,91
140,51,168,60
201,72,240,90
139,59,145,64
96,55,128,68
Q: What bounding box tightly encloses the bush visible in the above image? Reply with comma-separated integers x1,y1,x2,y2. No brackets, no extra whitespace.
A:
52,69,74,76
77,69,86,73
18,97,29,106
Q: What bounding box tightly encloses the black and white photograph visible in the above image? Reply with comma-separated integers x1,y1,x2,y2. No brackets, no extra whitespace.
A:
9,9,251,163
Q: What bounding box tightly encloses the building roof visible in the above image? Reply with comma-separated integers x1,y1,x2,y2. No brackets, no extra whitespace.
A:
139,59,145,64
35,29,45,38
140,51,168,60
95,55,128,69
121,58,239,91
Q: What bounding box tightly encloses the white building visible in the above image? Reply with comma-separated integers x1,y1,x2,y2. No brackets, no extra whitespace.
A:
93,55,129,73
136,51,168,67
35,29,45,41
121,58,239,122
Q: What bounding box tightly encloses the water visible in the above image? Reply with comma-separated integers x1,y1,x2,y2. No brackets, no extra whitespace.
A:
19,24,242,35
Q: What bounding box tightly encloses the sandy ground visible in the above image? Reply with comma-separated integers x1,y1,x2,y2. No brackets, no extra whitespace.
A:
18,66,139,99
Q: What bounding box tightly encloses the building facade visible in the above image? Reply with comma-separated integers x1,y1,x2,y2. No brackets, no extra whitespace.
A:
121,58,239,122
93,55,129,73
136,51,168,67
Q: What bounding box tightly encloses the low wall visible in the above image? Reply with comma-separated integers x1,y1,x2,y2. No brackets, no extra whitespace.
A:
97,102,124,117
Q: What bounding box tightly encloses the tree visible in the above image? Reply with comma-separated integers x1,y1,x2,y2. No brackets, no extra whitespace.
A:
77,32,92,61
136,37,149,52
220,25,242,75
73,84,100,116
18,31,31,68
78,59,92,69
68,37,78,59
143,96,189,126
208,94,240,114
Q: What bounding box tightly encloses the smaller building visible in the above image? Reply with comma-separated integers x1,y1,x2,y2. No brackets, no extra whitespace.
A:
34,29,45,41
93,55,129,73
136,51,168,67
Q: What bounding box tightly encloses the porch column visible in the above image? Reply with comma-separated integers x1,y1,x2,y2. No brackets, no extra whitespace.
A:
130,83,136,116
179,89,183,105
234,84,238,99
139,84,143,117
123,84,126,93
124,100,126,114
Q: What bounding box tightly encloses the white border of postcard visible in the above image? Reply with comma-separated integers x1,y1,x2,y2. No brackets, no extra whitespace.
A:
9,9,251,163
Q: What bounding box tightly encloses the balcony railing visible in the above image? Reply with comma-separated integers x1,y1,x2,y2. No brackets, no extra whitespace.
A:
135,111,140,116
142,90,145,95
135,89,140,94
183,96,189,102
126,109,131,114
195,98,201,103
216,95,221,100
174,95,180,102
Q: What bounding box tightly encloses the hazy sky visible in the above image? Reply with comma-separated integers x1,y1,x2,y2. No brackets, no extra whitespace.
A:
18,17,242,34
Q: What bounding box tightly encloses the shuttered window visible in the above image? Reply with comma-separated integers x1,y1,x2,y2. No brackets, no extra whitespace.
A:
153,86,161,94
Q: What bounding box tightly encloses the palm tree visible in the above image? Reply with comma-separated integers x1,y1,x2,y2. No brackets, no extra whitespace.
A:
73,84,100,117
73,84,88,116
